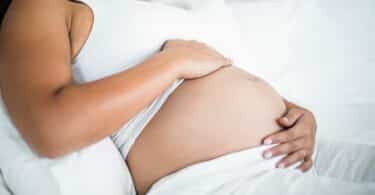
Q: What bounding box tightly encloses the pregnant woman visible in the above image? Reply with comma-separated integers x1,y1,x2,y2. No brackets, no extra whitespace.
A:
0,0,374,195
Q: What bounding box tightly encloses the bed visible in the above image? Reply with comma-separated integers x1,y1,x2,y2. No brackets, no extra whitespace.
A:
0,0,374,194
229,0,375,144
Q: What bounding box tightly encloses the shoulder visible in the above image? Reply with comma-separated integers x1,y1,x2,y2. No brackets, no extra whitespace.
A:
0,0,74,53
0,0,73,67
1,0,71,35
11,0,68,9
8,0,69,15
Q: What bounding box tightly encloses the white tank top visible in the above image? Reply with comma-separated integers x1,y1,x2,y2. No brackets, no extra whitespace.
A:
71,0,245,159
72,0,187,159
70,0,246,194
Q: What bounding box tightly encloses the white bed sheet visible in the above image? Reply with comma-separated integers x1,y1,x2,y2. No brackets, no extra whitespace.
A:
1,0,374,194
228,0,375,144
0,174,11,195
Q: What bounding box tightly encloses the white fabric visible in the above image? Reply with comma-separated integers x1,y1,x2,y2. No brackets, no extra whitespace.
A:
51,1,375,194
1,0,374,194
49,139,133,195
147,140,375,195
71,0,248,194
0,96,62,195
0,0,248,194
1,92,130,195
139,0,218,10
228,0,375,143
84,0,248,158
0,173,11,195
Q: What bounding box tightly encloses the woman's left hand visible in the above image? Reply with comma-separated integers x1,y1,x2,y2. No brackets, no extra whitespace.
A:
262,101,317,172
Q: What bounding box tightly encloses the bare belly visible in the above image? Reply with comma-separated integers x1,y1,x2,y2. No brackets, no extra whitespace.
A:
127,66,287,195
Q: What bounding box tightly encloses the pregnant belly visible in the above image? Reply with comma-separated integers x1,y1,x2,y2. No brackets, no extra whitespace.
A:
127,66,286,195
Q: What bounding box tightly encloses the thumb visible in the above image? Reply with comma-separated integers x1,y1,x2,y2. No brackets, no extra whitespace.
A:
278,108,302,127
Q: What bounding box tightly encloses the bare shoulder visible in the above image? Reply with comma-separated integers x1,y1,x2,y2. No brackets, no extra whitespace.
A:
2,0,69,31
0,0,73,105
0,0,71,54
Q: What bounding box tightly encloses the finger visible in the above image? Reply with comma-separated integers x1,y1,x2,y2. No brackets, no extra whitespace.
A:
276,149,307,168
263,138,305,159
278,108,303,127
263,126,303,145
297,157,313,172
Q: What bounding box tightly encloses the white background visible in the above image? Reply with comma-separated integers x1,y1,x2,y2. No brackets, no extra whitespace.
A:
229,0,375,144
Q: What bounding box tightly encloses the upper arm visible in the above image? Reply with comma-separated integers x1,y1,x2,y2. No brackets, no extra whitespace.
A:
0,0,72,142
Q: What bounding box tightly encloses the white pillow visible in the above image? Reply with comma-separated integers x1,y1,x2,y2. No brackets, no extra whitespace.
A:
0,95,61,195
49,139,133,195
76,0,251,83
140,0,226,10
137,0,251,67
0,94,132,195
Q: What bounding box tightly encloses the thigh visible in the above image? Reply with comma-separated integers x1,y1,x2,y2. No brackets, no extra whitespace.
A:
314,139,375,182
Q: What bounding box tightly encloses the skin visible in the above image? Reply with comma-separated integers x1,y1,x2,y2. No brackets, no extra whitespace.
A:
264,99,317,172
0,0,316,173
0,0,230,158
128,65,288,194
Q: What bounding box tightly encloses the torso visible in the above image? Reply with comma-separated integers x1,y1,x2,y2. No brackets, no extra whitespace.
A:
67,1,286,194
127,66,286,194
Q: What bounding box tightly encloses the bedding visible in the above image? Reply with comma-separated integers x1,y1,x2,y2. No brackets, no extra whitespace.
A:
0,172,11,195
140,0,220,10
0,96,132,195
0,92,132,195
0,0,373,194
0,95,61,195
228,0,375,143
73,0,251,194
146,140,375,195
0,0,248,194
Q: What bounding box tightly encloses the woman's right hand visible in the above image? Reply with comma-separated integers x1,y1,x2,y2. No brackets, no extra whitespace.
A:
161,39,233,79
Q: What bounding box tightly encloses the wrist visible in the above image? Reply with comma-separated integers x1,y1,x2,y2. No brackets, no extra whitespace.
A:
155,50,185,80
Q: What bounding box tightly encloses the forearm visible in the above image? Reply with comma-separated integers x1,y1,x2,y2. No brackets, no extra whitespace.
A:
27,52,180,158
0,0,185,158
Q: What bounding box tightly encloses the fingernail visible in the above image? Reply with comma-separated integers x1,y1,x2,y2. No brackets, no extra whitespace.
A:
263,151,273,159
278,163,285,169
283,117,289,123
264,139,272,145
